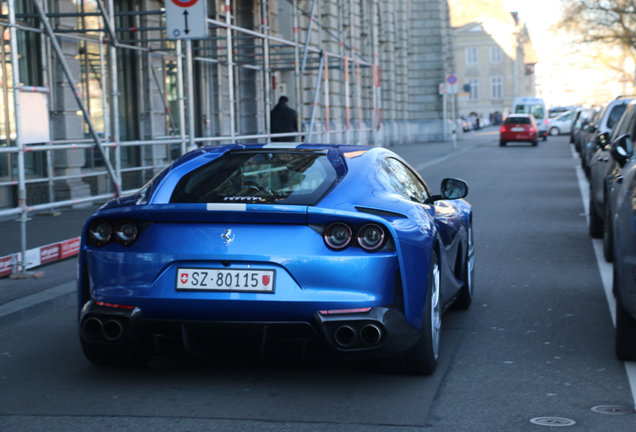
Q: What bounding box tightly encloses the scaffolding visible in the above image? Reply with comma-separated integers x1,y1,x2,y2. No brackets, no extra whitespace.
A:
0,0,382,274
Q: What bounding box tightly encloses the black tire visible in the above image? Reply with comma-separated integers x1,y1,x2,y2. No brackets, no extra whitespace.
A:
499,140,506,147
389,251,441,375
531,140,538,146
453,223,474,310
588,194,603,238
616,294,636,361
542,134,547,141
603,202,614,262
80,338,152,368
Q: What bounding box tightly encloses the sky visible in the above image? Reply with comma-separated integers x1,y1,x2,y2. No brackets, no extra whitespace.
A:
499,0,566,57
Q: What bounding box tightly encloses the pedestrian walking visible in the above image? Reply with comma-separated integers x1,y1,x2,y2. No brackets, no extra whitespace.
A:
270,96,298,142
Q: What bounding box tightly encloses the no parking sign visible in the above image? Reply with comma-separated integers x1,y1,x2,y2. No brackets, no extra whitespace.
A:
445,74,458,94
166,0,208,40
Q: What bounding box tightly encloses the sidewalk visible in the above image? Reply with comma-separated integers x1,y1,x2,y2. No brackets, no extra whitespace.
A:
0,129,495,329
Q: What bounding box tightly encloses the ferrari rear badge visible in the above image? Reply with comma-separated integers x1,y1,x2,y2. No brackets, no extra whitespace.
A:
221,229,235,246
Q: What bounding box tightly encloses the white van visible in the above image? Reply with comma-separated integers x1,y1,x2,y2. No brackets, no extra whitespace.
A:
512,97,547,140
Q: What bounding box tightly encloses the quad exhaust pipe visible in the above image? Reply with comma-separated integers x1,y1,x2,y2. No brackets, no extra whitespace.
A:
334,325,357,347
360,324,382,345
82,317,124,341
333,324,383,348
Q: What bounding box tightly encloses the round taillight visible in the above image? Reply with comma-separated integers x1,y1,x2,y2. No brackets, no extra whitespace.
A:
113,219,138,246
357,223,385,251
89,219,112,247
324,222,352,250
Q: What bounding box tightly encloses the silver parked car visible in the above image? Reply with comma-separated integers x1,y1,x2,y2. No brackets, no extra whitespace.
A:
547,110,574,136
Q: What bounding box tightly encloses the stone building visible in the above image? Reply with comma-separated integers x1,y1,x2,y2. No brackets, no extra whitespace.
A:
449,1,538,120
0,0,456,211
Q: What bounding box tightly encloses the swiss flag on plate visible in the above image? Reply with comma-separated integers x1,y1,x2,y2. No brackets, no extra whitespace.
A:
262,275,271,286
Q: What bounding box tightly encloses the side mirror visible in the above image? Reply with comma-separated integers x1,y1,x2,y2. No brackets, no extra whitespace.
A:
610,134,633,168
595,131,610,150
441,178,468,200
423,178,469,204
588,125,597,134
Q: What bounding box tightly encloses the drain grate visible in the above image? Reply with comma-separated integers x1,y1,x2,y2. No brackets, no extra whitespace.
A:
591,405,634,415
530,417,577,427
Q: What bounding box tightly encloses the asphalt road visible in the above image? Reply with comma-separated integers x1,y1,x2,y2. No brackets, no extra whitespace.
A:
0,130,634,431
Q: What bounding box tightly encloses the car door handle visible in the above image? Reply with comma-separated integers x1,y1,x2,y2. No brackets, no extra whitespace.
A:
616,175,623,184
597,156,609,162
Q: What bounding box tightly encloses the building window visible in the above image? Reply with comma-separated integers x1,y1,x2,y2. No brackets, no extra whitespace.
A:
490,77,503,100
490,46,503,64
467,79,479,100
465,47,478,65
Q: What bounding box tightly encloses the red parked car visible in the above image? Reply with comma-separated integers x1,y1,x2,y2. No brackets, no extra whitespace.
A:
499,114,538,147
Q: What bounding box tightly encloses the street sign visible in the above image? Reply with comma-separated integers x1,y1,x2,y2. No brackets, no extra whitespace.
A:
445,74,458,94
166,0,208,40
439,83,447,95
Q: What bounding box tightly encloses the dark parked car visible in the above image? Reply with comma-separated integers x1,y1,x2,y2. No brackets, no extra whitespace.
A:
77,143,474,375
581,97,634,177
571,108,595,150
499,114,538,147
606,125,636,361
587,101,635,257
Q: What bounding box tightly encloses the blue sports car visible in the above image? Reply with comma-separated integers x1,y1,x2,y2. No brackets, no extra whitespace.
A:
77,144,474,375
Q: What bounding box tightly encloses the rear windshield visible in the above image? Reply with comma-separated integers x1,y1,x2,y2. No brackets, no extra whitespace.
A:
515,104,544,119
607,105,627,129
505,117,531,125
170,150,338,205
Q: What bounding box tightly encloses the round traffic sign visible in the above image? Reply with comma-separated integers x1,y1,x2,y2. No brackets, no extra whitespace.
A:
171,0,198,7
447,74,458,85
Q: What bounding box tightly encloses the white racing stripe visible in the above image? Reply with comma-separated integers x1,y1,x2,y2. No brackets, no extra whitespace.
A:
207,203,247,211
571,144,636,407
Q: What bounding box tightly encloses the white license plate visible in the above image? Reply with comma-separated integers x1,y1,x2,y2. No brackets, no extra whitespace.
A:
511,127,525,132
176,268,275,292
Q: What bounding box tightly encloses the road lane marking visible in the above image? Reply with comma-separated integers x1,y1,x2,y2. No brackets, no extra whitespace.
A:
414,144,478,172
572,144,636,407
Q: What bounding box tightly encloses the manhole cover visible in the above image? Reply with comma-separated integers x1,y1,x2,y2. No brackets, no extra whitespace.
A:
530,417,576,427
591,405,634,415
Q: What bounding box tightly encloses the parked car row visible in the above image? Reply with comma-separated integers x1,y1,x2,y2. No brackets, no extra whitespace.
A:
582,96,636,361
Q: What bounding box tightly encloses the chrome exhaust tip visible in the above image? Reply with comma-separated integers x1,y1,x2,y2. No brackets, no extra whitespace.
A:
83,317,103,338
334,325,357,347
360,324,382,345
102,320,124,341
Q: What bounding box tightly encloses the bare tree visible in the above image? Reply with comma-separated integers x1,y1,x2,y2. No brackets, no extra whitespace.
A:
557,0,636,56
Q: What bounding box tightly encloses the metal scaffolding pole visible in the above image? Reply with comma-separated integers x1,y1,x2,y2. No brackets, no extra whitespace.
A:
7,0,31,275
225,0,236,142
176,41,186,155
306,52,324,143
300,0,318,74
186,39,196,151
107,0,121,191
33,0,121,194
261,0,271,143
293,0,301,140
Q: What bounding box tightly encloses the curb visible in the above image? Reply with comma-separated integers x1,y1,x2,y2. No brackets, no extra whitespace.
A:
0,281,75,330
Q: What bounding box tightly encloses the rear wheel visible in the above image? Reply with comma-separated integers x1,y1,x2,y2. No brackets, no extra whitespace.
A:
550,127,560,136
499,140,506,147
542,134,547,141
616,294,636,361
389,251,441,375
531,139,538,146
603,202,614,262
588,194,603,238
